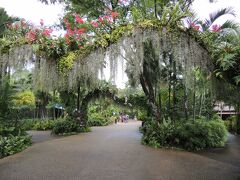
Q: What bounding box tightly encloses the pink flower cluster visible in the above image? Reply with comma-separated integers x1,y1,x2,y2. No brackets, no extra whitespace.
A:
211,24,221,32
62,11,119,48
190,23,200,31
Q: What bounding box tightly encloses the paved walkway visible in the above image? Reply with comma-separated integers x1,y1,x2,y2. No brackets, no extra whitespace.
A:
0,121,239,180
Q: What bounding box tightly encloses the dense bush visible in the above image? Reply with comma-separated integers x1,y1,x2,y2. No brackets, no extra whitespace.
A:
224,116,238,133
88,113,114,126
33,120,55,130
21,119,36,130
0,135,31,158
52,119,90,135
22,119,56,131
141,118,228,151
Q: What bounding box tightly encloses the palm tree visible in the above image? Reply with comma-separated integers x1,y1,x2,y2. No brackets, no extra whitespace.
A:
0,8,11,37
200,7,237,32
187,7,239,36
0,8,19,38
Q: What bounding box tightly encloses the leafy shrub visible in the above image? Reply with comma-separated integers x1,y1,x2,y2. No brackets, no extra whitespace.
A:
0,126,27,137
52,119,90,135
137,111,150,122
22,119,56,131
88,113,113,126
0,135,31,158
224,116,238,133
12,91,35,109
21,119,37,130
33,120,54,130
141,118,228,151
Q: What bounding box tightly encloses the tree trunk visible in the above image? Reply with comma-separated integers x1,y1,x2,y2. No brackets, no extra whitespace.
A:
77,79,81,111
172,57,177,121
158,86,162,119
198,93,203,117
184,86,189,121
168,53,172,120
154,0,157,18
140,74,161,122
193,71,196,121
237,104,240,134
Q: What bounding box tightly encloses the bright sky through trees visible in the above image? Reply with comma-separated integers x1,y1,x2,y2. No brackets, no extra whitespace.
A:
0,0,240,26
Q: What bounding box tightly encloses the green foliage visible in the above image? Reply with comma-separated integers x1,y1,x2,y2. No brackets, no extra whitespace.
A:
32,120,55,130
137,110,150,121
0,8,18,38
21,119,63,131
21,119,36,130
0,135,31,158
58,51,77,73
224,116,239,133
0,126,26,137
52,118,90,135
0,78,14,122
12,91,35,109
88,113,114,126
141,118,228,151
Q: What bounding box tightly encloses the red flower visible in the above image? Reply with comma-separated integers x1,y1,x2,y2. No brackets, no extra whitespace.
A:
77,28,86,35
75,14,84,24
65,37,71,45
212,24,221,32
98,17,104,23
40,19,44,26
43,28,53,37
26,30,36,42
78,45,83,49
91,21,99,28
111,11,119,18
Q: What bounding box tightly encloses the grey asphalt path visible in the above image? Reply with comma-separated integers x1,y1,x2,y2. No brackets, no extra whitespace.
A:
0,121,239,180
197,133,240,167
27,130,61,143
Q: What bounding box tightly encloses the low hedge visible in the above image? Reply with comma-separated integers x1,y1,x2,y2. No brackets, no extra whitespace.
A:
141,118,228,151
52,119,90,135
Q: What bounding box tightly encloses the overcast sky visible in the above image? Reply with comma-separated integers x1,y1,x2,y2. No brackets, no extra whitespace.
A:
0,0,240,26
0,0,64,26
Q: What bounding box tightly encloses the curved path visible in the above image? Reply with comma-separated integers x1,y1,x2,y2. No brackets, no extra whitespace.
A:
0,121,239,180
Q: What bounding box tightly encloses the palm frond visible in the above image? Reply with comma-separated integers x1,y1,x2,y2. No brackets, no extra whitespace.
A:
203,19,212,30
221,20,239,31
209,7,236,25
219,20,240,37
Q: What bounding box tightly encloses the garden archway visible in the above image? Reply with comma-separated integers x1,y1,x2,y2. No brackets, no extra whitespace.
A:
0,25,212,122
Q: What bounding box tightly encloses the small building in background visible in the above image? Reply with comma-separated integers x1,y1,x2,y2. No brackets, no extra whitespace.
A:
214,101,239,119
